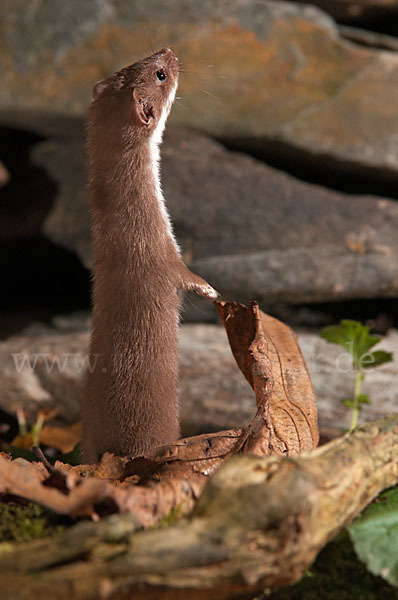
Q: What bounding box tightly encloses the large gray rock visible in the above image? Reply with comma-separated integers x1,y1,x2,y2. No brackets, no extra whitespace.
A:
164,131,398,304
0,326,88,425
1,0,397,177
32,128,398,303
338,26,398,52
34,135,91,268
294,0,398,22
0,318,396,436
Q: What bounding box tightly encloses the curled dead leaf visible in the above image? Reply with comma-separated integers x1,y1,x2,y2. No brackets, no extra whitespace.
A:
215,301,319,454
39,422,82,453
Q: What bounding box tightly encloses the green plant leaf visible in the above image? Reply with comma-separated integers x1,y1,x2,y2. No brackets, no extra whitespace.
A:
61,442,81,466
357,394,370,406
9,445,39,462
321,323,355,353
361,351,394,370
341,396,369,410
341,398,355,408
321,320,381,367
348,486,398,587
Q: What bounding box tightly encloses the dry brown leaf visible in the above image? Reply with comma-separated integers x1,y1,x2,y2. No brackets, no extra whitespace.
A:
11,407,59,449
127,429,244,479
0,455,107,516
0,453,207,526
216,301,319,454
0,429,246,525
39,422,82,453
53,429,244,481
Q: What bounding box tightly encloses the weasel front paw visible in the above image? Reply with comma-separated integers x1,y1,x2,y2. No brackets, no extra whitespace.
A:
193,283,219,300
178,264,219,299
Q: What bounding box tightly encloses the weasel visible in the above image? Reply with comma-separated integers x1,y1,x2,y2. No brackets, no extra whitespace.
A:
82,48,218,463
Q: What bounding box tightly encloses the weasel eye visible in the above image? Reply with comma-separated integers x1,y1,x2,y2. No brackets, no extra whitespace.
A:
156,69,167,82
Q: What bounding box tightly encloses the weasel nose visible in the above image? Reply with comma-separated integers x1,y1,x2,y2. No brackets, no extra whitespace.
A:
160,47,178,61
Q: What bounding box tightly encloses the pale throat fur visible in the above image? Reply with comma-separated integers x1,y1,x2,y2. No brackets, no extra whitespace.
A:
149,80,179,252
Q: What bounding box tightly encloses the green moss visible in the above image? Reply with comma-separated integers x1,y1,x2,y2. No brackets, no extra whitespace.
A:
155,505,184,529
0,502,67,542
265,531,396,600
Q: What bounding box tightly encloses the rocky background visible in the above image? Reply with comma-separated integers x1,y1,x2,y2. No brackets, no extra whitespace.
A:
0,0,397,437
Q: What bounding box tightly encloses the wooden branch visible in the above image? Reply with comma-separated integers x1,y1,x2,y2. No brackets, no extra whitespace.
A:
1,415,396,600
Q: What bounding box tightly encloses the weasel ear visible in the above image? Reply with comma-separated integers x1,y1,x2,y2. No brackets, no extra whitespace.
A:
132,88,154,126
92,79,109,101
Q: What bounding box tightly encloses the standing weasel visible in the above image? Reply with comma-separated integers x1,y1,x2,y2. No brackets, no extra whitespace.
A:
82,49,217,463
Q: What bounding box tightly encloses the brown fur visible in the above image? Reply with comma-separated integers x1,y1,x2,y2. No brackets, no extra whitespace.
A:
82,49,217,463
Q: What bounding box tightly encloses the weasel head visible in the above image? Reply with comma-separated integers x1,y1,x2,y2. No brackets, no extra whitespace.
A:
90,48,179,142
